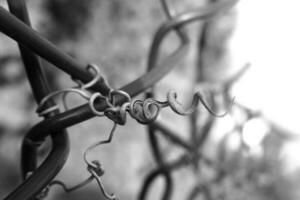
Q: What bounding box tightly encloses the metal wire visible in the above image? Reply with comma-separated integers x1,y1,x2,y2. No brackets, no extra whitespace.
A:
4,1,70,200
27,47,232,200
2,0,240,199
19,0,239,144
143,1,186,198
0,6,112,95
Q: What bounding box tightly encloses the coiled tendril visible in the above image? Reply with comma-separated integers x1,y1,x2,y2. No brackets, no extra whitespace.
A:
37,123,118,200
90,89,232,126
36,64,108,117
83,122,118,200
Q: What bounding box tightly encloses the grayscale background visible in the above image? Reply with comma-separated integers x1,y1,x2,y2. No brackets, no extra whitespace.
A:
0,0,300,199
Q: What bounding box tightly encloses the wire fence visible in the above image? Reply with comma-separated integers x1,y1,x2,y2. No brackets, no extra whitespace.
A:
0,0,281,200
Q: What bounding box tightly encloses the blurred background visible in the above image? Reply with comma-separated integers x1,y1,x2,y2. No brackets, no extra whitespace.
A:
0,0,300,199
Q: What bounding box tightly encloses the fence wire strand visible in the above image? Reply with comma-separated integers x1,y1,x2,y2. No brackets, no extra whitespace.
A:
1,0,240,200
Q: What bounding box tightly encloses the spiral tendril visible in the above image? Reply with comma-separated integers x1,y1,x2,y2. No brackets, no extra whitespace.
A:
82,122,118,200
36,64,107,117
88,163,117,200
83,123,117,169
36,176,94,199
167,90,233,117
91,90,231,126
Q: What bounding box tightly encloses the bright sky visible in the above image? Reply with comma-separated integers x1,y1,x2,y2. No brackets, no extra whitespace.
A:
230,0,300,171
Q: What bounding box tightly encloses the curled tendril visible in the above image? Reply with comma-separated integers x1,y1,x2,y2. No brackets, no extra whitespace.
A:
83,122,117,170
108,90,131,106
36,176,94,199
167,90,233,117
88,163,117,200
128,99,163,124
37,122,118,200
71,63,110,90
50,177,94,193
36,105,60,117
83,122,118,200
82,64,103,89
102,90,132,125
37,88,91,116
96,89,232,126
89,92,107,117
104,103,129,125
102,98,164,125
37,64,107,117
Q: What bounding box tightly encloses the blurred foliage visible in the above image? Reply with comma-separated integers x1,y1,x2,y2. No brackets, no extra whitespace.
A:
0,0,299,200
0,55,25,86
43,0,97,41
